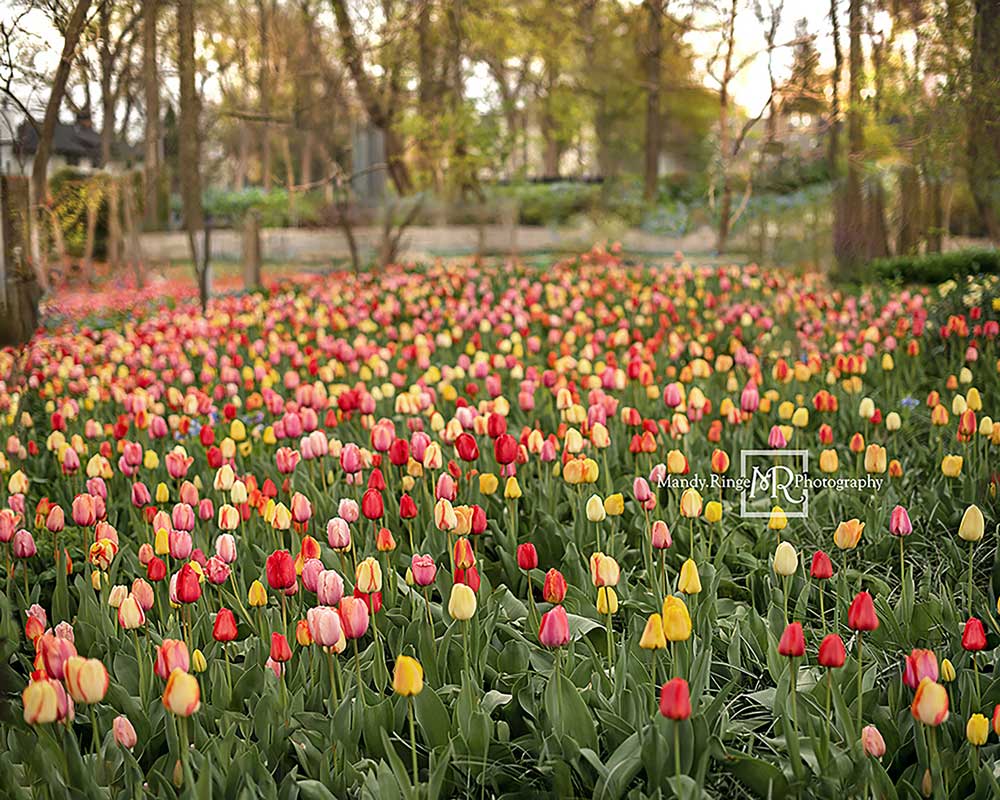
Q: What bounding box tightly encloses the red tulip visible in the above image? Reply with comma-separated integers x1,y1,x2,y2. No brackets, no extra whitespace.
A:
538,606,570,647
778,622,805,657
470,504,487,535
175,563,202,604
361,488,384,520
817,634,846,668
270,632,292,662
399,494,417,519
847,591,879,631
265,550,296,590
388,438,410,467
456,433,479,462
962,617,987,651
494,433,518,465
659,678,692,720
213,609,238,642
809,551,833,580
516,543,538,571
147,556,167,582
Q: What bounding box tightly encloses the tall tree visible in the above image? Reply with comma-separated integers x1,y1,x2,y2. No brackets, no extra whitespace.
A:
643,0,663,200
178,0,207,308
827,0,842,177
31,0,94,285
968,0,1000,241
143,0,160,227
833,0,865,274
257,0,273,190
330,0,412,194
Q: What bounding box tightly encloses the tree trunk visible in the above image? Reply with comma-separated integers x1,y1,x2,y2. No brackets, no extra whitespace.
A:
715,0,737,253
143,0,161,228
827,0,842,178
178,0,206,309
968,0,1000,241
257,0,273,190
897,165,923,254
926,178,944,252
99,1,115,168
107,177,122,269
834,0,866,276
30,0,94,287
643,0,662,201
330,0,412,194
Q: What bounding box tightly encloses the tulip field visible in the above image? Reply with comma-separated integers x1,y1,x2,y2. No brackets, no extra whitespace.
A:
4,250,1000,799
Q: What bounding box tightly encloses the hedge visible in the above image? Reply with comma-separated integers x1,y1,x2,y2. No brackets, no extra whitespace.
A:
870,249,1000,284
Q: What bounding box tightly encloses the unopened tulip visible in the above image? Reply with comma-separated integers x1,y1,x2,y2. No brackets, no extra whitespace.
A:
778,622,805,657
23,679,65,725
967,713,989,746
661,595,691,642
773,541,798,576
213,608,238,642
65,657,109,704
113,715,137,749
270,633,292,663
589,552,620,587
339,596,370,639
448,583,477,620
962,617,987,651
155,639,190,680
848,591,879,631
307,606,342,647
538,606,571,648
903,649,938,689
911,678,949,726
659,678,691,720
861,725,886,758
651,520,672,549
543,569,567,604
958,505,985,542
640,613,666,650
678,559,701,594
163,668,200,716
393,655,424,696
810,551,833,579
890,505,913,536
355,557,383,594
818,634,846,668
248,579,268,607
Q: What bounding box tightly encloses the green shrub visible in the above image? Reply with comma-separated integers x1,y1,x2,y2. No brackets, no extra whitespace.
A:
870,249,1000,284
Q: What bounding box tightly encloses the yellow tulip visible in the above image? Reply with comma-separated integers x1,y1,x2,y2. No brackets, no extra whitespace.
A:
596,586,619,615
958,504,985,543
678,559,702,594
639,613,666,650
392,655,424,696
661,595,692,642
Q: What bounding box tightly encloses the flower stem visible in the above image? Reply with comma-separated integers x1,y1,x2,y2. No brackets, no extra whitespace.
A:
408,697,418,786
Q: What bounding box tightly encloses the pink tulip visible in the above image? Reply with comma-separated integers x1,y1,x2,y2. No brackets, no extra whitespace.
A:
410,554,437,587
316,570,345,606
339,596,370,639
890,505,912,537
307,606,342,647
539,606,571,648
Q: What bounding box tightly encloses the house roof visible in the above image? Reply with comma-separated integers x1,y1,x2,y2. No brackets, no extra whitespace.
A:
16,119,102,161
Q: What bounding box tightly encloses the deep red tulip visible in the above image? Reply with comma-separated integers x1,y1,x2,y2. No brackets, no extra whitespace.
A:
494,433,518,465
847,591,879,631
388,438,409,467
470,504,487,535
147,556,167,582
175,563,202,603
399,494,417,519
265,550,296,590
456,433,480,462
361,488,384,520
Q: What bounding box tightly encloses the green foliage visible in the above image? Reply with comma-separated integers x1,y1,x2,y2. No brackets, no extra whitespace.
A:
198,187,327,228
870,249,1000,284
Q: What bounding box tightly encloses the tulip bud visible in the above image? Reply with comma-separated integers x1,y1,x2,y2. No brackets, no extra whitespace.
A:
678,559,701,594
248,580,268,607
940,658,956,682
958,504,985,542
861,724,886,758
773,541,798,576
113,715,137,749
777,622,805,657
448,583,477,621
392,655,424,696
596,586,618,615
538,606,571,648
162,668,201,716
639,613,666,650
659,678,691,720
661,595,691,642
